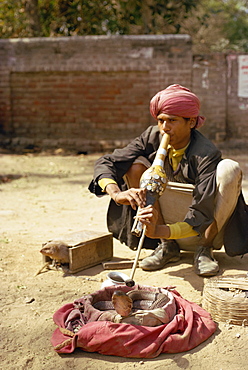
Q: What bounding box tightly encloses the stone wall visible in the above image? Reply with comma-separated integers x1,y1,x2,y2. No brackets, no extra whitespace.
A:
0,36,247,152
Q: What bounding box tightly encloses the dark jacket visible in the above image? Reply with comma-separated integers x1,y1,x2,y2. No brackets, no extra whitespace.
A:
89,125,248,255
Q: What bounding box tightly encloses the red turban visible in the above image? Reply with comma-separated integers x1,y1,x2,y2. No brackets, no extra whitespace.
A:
150,84,205,128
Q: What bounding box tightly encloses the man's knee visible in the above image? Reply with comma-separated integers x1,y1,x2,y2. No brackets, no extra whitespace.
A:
216,159,242,186
214,159,242,234
125,163,147,188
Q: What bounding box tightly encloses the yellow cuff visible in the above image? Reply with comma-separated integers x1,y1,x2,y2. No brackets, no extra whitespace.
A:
168,222,198,239
98,178,117,191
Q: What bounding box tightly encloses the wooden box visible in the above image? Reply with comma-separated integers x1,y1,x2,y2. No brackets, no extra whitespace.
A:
42,230,113,273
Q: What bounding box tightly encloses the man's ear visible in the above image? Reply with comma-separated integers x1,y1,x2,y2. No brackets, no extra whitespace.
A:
189,117,197,129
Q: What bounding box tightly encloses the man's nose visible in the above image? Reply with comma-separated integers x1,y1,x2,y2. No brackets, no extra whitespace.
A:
162,120,170,131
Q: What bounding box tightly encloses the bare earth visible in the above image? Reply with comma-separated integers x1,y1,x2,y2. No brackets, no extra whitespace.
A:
1,150,248,370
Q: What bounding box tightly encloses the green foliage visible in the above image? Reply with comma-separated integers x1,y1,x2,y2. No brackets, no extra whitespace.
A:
0,0,247,52
180,0,248,52
221,0,248,51
0,0,30,37
0,0,198,37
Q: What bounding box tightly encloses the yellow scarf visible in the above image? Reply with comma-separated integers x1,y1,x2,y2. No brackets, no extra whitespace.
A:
168,143,189,171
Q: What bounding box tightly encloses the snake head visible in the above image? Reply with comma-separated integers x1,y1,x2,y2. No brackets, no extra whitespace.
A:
112,290,133,317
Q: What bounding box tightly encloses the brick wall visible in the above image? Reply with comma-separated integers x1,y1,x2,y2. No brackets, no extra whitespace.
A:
193,53,248,147
192,54,227,142
10,70,150,144
0,36,247,152
0,35,192,152
226,54,248,144
0,41,12,136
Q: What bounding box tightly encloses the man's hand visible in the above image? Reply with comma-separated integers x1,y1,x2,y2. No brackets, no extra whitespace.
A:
105,183,146,210
115,188,147,210
137,205,171,239
137,205,158,237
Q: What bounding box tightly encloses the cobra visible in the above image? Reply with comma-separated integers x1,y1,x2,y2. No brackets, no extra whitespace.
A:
93,289,174,327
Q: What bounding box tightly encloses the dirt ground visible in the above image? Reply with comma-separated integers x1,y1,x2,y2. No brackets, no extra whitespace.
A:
1,149,248,370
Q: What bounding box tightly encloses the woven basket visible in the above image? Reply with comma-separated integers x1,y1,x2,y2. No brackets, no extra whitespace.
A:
202,275,248,326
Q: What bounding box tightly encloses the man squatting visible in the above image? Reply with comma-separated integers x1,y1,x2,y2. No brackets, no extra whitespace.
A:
89,84,243,277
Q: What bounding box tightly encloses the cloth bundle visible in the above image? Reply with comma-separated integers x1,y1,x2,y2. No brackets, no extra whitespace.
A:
51,284,216,358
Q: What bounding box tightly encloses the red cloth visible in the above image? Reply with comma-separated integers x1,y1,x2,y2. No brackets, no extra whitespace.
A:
150,84,206,128
51,285,216,358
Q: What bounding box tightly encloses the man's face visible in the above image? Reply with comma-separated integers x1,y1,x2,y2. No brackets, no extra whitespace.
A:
157,113,194,149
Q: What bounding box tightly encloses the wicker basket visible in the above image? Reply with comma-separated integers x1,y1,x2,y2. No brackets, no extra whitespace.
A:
202,275,248,326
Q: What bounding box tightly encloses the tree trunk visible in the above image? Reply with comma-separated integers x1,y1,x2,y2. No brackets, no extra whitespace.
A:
25,0,42,36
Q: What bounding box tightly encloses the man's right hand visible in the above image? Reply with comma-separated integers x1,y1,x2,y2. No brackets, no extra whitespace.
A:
114,188,147,210
105,183,146,210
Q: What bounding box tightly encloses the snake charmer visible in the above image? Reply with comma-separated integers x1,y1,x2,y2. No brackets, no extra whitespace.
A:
89,84,247,277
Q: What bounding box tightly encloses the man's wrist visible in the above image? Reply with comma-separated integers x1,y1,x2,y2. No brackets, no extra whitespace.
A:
155,225,171,239
113,191,121,206
105,184,122,205
105,183,120,196
98,178,117,191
